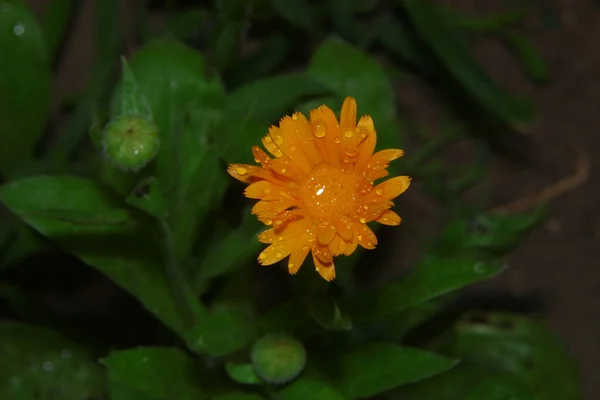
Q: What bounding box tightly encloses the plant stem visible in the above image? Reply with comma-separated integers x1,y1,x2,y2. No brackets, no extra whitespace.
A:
159,218,197,330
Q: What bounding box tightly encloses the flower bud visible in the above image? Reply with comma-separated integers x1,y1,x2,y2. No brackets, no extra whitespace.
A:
101,115,159,171
250,334,306,385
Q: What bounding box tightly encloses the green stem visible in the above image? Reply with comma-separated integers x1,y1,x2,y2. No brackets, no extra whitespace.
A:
159,218,197,330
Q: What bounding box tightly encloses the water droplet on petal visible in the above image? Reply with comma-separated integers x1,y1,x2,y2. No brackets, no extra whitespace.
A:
344,147,358,157
344,130,354,138
357,234,363,241
275,252,282,258
334,137,341,144
314,121,326,138
277,236,283,241
359,217,367,223
265,220,273,226
275,135,284,145
259,252,267,260
375,188,383,195
236,166,247,175
289,262,295,269
292,113,298,120
265,136,273,143
290,145,297,151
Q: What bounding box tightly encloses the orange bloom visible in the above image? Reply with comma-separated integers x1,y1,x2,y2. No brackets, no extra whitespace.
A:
227,97,410,281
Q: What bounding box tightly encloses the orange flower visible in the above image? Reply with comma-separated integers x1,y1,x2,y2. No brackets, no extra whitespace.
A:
227,97,411,281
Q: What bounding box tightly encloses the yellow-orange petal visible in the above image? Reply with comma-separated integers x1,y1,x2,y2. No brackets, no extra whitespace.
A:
340,97,357,133
357,224,378,249
251,199,295,221
258,242,292,265
317,223,336,245
278,116,313,174
291,112,322,166
356,201,393,223
335,218,354,242
372,176,411,201
312,251,336,281
310,105,341,164
245,181,277,199
377,210,402,226
258,228,276,243
288,246,310,275
355,116,377,171
252,146,272,168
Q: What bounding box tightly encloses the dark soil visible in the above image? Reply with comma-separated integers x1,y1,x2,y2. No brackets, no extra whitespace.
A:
23,1,600,399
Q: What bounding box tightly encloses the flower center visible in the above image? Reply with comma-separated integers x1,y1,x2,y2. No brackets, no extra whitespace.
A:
299,164,371,220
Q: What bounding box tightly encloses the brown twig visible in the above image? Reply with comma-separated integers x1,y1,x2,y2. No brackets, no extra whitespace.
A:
491,145,590,214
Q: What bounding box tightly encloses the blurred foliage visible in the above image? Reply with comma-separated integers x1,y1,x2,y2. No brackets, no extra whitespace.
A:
0,0,582,399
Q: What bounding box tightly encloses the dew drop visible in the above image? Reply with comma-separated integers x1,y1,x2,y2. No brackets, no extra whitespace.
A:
277,236,283,241
275,135,284,145
344,147,358,157
344,130,354,138
264,188,271,194
359,217,367,223
289,145,297,151
265,219,273,226
343,157,350,163
280,168,286,173
314,121,326,138
265,136,273,143
357,234,363,241
259,252,267,260
334,137,341,144
275,252,282,258
236,166,247,175
375,188,383,195
315,266,320,272
289,262,295,269
292,113,298,120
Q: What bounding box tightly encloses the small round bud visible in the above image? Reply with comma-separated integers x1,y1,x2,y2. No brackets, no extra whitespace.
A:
102,115,159,171
250,334,306,385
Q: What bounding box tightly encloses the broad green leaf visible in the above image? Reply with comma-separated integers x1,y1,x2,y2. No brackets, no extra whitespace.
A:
0,176,204,335
449,311,583,400
188,301,257,357
400,0,533,130
214,393,264,400
503,31,550,83
344,256,504,322
391,364,532,400
126,176,168,219
209,0,248,70
225,363,262,385
194,213,263,286
101,347,211,400
311,343,457,399
118,57,153,119
435,207,548,256
0,0,51,175
0,322,105,400
271,0,317,31
278,377,346,400
307,37,402,153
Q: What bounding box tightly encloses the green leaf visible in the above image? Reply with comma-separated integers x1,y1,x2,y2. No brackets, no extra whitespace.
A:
307,37,402,153
400,0,533,130
164,7,209,40
225,363,262,385
278,377,346,400
270,0,317,31
449,311,583,400
214,393,264,400
209,0,247,70
0,322,105,400
308,293,352,331
188,301,257,357
0,0,51,175
392,364,532,400
126,176,168,219
344,256,505,322
194,213,263,286
503,31,550,83
435,207,548,256
312,343,457,399
118,57,153,119
101,347,210,400
0,176,203,335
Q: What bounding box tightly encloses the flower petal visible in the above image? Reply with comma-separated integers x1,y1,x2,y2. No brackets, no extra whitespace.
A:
312,250,336,281
252,146,272,169
278,116,313,174
376,210,402,226
335,217,354,242
317,223,337,245
262,127,284,158
292,112,322,166
356,201,393,223
258,242,292,265
340,97,357,132
357,224,378,249
288,246,310,275
310,105,341,164
245,180,277,199
355,116,377,171
373,176,411,201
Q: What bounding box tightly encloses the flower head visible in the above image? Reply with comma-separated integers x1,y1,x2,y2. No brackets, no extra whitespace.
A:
227,97,410,281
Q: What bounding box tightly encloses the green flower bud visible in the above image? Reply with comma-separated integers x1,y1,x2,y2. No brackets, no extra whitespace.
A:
102,115,159,171
251,334,306,385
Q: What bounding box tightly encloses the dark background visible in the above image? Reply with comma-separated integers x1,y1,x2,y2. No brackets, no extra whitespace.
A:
24,0,600,398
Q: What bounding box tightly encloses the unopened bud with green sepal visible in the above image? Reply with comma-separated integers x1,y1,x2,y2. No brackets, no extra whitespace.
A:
101,115,159,171
250,334,307,385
